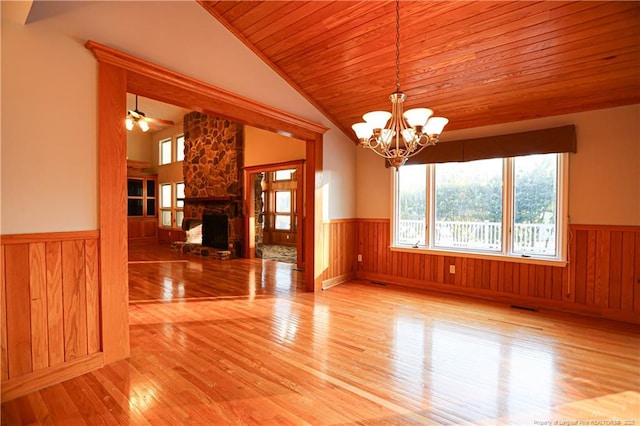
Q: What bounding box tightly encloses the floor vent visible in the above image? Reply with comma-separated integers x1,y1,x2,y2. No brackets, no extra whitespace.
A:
510,304,538,312
369,281,387,286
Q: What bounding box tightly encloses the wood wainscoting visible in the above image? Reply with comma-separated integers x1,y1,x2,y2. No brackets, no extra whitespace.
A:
321,219,358,289
1,231,104,402
356,220,640,323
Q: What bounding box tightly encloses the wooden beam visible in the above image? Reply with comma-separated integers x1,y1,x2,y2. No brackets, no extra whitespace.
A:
84,41,328,140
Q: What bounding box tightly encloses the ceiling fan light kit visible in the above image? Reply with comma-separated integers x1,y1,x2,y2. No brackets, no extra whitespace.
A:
352,0,448,169
125,116,149,132
125,94,173,133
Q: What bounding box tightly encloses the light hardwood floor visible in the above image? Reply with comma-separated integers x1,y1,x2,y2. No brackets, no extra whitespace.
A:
2,243,639,424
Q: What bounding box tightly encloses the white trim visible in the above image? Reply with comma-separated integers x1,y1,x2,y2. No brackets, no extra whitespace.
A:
389,245,567,267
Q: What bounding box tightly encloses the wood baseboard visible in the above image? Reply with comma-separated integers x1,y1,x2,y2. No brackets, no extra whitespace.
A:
357,271,640,324
322,272,356,290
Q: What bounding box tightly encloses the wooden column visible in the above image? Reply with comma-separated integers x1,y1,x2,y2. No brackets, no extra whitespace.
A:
97,62,130,363
308,133,323,292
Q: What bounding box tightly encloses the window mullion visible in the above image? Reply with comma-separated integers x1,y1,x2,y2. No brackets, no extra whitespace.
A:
426,164,433,249
504,158,513,256
557,154,568,260
391,169,399,247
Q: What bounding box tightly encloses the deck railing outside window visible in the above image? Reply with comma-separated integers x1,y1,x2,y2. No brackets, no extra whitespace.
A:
398,220,556,255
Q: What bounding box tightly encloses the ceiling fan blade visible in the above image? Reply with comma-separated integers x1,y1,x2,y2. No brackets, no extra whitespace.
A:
145,117,175,126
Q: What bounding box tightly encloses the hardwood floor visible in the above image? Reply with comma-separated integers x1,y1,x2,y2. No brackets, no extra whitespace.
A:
128,242,305,302
2,243,639,424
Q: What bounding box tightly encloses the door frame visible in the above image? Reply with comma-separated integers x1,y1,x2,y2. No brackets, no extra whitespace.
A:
86,40,326,363
244,160,305,268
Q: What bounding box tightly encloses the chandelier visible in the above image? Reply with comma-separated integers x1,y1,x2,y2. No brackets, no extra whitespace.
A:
351,0,448,169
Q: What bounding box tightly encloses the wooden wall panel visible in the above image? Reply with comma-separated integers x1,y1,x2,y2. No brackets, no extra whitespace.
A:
4,245,32,378
585,231,597,306
62,241,88,362
28,243,48,371
635,233,640,314
356,220,640,323
620,233,635,312
45,242,65,366
608,231,623,310
1,231,103,401
321,220,357,288
85,240,101,355
1,245,8,382
594,230,611,308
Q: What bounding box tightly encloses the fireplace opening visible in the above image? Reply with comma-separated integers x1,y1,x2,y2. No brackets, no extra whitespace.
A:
202,214,228,250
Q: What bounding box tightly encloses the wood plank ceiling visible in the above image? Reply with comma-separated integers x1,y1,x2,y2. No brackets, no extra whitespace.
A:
200,1,640,139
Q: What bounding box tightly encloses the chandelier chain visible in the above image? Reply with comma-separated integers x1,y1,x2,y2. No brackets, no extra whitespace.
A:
395,0,400,93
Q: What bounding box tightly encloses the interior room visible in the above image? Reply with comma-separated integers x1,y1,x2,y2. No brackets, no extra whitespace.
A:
2,1,639,424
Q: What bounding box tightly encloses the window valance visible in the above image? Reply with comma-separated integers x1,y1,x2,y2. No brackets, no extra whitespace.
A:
405,125,577,165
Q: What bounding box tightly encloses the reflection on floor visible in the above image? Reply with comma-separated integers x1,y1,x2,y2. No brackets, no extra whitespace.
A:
4,279,639,424
259,244,297,264
128,241,303,302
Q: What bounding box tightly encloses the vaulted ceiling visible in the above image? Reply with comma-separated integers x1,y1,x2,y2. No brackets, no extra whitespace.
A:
200,1,640,139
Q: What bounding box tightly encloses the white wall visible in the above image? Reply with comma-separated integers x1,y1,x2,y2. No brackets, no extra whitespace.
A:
355,104,640,226
355,149,392,219
1,1,356,234
244,126,305,167
127,129,153,164
153,123,184,185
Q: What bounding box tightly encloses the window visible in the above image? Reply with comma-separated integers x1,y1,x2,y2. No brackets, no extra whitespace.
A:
159,182,185,229
274,190,292,230
512,154,558,256
274,169,294,181
175,182,185,229
433,158,503,252
393,153,566,261
176,135,185,162
159,135,185,165
127,177,156,217
159,138,172,165
160,183,172,227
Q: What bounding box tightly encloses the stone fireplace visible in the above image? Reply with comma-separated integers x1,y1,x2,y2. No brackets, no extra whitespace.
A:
182,111,244,257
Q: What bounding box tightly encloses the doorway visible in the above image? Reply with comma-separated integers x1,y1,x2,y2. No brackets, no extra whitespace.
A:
88,40,326,363
244,160,304,269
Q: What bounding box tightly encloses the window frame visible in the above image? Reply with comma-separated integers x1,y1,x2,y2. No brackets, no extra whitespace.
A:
273,189,293,231
175,182,185,229
176,135,185,162
274,169,295,181
159,138,172,165
391,153,568,265
159,182,185,230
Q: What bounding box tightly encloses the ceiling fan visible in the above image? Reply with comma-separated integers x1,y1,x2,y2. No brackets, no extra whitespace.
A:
125,95,174,132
